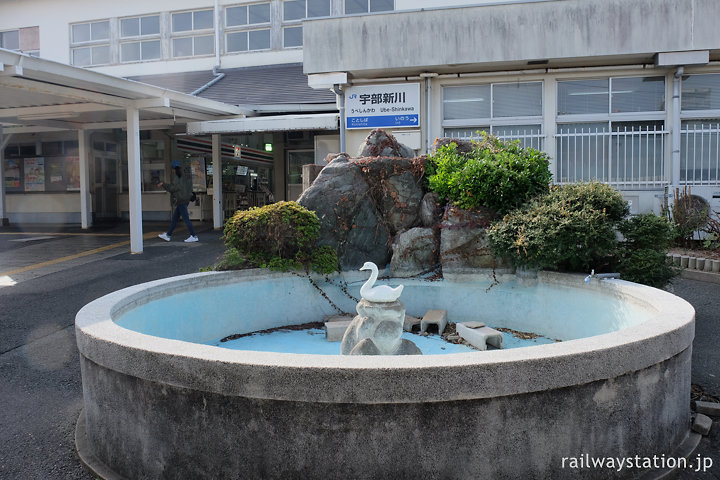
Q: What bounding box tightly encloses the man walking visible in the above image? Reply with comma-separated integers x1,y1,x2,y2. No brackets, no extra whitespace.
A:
158,160,198,243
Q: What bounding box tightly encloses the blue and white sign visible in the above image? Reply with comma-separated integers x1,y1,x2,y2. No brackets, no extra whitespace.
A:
345,83,420,129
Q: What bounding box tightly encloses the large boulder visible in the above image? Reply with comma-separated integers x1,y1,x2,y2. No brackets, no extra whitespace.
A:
298,130,426,270
353,155,426,235
390,227,438,277
432,137,475,154
439,205,510,273
298,154,390,270
298,130,512,274
420,192,443,227
357,128,415,158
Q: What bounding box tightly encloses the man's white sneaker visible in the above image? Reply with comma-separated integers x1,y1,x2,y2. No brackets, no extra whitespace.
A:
184,235,199,243
158,233,171,242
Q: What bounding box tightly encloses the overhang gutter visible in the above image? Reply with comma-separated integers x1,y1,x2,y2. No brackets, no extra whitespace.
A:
187,113,339,135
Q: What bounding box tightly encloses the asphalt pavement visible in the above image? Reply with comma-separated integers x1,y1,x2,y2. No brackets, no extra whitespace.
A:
0,222,718,479
0,222,226,480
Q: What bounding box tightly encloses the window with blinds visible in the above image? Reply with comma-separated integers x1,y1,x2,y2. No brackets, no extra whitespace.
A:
555,76,667,186
442,82,543,149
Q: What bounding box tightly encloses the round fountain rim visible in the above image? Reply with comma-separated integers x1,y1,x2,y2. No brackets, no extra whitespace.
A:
75,269,695,404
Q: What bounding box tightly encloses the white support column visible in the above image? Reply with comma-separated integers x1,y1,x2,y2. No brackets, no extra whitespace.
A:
78,129,92,229
332,85,346,153
0,126,8,226
671,67,684,188
543,77,558,180
212,134,223,229
420,73,438,154
126,107,143,253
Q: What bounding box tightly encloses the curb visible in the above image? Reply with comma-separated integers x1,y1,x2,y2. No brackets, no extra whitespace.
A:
637,430,703,480
680,268,720,285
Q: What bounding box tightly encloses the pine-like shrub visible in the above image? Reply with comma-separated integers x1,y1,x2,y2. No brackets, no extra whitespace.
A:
616,213,677,287
487,182,629,272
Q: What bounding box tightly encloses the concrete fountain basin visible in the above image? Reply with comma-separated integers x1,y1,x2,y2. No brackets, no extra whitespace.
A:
75,268,695,479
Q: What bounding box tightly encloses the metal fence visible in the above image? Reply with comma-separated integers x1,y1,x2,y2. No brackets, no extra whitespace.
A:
446,122,720,188
681,122,720,185
555,124,667,187
444,128,544,151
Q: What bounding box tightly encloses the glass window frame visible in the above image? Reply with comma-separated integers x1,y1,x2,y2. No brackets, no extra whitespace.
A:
679,74,720,185
171,8,216,58
681,73,720,114
225,2,272,53
282,25,303,49
119,14,162,63
283,0,331,21
344,0,394,15
0,30,20,51
557,75,666,121
70,20,111,66
442,81,544,131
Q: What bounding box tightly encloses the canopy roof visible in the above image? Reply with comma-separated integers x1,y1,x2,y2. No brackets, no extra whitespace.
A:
0,48,249,135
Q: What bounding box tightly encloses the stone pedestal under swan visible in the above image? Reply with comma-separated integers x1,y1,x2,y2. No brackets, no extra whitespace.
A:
341,262,421,355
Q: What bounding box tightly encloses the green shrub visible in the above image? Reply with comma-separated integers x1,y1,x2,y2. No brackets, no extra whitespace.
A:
224,201,319,259
487,182,628,272
426,133,552,214
214,247,250,271
222,201,336,273
618,213,674,251
616,249,676,288
311,245,339,274
616,213,677,288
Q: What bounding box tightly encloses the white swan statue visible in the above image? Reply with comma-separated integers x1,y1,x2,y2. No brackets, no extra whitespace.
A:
359,261,404,302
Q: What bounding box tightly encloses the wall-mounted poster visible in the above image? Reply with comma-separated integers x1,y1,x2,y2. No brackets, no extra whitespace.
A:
46,157,66,191
65,157,80,191
4,158,21,190
24,157,45,192
189,157,207,192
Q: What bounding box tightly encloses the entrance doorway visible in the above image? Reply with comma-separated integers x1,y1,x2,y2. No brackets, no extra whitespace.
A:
286,149,314,201
93,143,119,220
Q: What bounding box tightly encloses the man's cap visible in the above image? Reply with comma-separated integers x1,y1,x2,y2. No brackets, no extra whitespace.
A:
171,160,181,168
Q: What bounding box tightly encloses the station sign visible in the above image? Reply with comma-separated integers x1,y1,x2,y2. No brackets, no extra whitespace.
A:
345,83,420,129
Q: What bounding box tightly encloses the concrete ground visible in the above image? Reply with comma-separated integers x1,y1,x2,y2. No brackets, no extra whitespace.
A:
0,222,718,479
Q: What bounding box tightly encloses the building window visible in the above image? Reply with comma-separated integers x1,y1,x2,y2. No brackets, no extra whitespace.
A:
3,141,81,193
70,20,110,66
442,82,543,150
680,74,720,184
0,30,20,51
344,0,394,15
283,26,303,48
282,0,330,48
225,3,271,53
120,14,161,62
555,76,667,186
682,73,720,112
284,0,331,20
171,9,215,58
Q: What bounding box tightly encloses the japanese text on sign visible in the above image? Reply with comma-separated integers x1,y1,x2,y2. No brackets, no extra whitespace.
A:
345,83,420,129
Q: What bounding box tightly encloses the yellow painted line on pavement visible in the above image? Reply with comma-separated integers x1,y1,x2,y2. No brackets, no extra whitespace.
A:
0,231,163,277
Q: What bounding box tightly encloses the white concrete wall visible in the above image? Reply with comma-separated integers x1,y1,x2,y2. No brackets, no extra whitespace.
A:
304,0,720,76
394,0,558,10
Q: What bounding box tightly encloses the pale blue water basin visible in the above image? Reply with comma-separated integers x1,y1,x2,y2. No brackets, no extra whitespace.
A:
113,271,655,354
208,328,557,355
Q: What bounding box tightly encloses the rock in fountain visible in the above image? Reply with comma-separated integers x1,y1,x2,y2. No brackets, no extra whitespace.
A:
341,262,422,355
